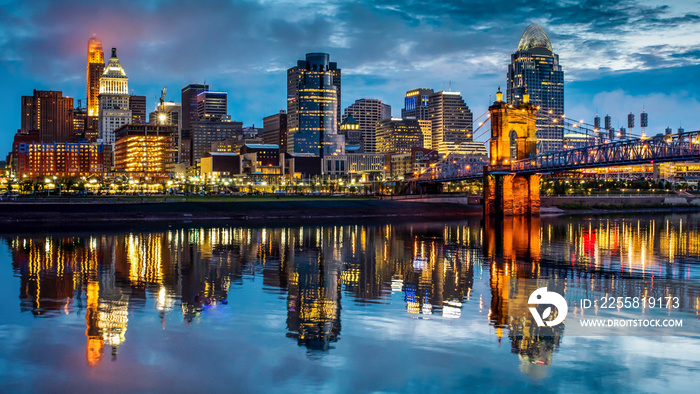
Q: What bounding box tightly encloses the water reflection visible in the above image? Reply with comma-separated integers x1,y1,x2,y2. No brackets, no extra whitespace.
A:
5,214,700,370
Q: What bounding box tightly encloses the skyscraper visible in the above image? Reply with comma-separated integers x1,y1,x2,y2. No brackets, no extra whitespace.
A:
86,36,105,143
180,84,209,165
287,53,343,156
428,91,473,155
21,90,74,142
341,98,391,153
98,48,132,145
181,84,208,130
402,88,434,120
507,23,564,153
86,36,104,118
196,91,227,121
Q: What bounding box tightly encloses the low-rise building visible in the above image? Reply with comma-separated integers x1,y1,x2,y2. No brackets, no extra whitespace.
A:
240,143,284,176
200,152,241,182
113,124,176,178
11,140,106,179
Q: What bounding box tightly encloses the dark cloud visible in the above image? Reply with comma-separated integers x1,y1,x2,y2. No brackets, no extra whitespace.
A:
1,0,700,156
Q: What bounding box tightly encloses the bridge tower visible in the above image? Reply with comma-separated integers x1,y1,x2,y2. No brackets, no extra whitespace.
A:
484,86,541,216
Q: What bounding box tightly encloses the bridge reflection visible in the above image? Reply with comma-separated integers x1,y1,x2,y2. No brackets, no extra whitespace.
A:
5,215,700,367
484,217,563,368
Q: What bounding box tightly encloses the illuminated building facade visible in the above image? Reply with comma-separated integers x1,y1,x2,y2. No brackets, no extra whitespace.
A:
376,118,428,154
200,152,241,181
86,36,105,118
507,23,564,153
210,136,242,153
287,53,343,156
71,106,87,141
341,98,391,153
12,141,106,178
21,90,75,142
563,133,596,150
129,95,147,124
347,153,385,177
442,141,488,160
263,111,288,153
402,88,434,120
196,91,227,121
98,48,132,145
428,91,473,155
191,120,243,164
411,147,440,173
340,115,362,152
240,144,284,176
86,36,105,142
113,124,176,177
240,143,280,167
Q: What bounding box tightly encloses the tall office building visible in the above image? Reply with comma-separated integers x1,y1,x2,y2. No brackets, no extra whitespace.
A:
86,36,105,142
376,118,429,154
263,111,288,153
181,84,208,131
98,48,132,145
86,36,105,117
196,91,227,121
341,98,391,153
21,90,74,142
129,95,147,124
428,91,473,155
507,23,564,153
402,88,434,120
287,53,343,156
180,84,209,165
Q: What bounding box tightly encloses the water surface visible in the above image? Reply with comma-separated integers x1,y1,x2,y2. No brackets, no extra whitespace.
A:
1,214,699,392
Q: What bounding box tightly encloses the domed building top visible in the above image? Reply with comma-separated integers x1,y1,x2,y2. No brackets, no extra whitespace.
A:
341,114,358,125
517,23,553,52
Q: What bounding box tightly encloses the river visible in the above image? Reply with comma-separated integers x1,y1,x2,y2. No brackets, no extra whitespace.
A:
0,214,698,392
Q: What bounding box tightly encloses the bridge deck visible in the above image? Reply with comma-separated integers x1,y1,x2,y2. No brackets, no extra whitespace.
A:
417,131,700,183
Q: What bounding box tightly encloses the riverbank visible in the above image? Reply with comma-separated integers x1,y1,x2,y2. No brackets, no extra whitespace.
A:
3,194,700,230
0,197,482,230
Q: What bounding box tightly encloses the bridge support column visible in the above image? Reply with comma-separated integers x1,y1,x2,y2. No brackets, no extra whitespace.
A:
484,170,540,217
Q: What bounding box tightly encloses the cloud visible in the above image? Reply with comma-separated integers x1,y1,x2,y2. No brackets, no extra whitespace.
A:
1,0,700,155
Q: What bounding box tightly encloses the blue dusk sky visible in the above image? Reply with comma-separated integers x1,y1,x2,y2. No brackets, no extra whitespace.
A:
1,0,700,156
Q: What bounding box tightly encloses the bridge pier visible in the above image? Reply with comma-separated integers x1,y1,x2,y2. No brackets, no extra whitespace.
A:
484,169,540,217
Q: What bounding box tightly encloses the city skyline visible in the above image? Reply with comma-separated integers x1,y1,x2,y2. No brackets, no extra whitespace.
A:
1,0,700,158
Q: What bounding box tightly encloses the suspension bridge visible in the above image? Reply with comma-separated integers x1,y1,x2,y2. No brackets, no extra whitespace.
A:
413,88,700,217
